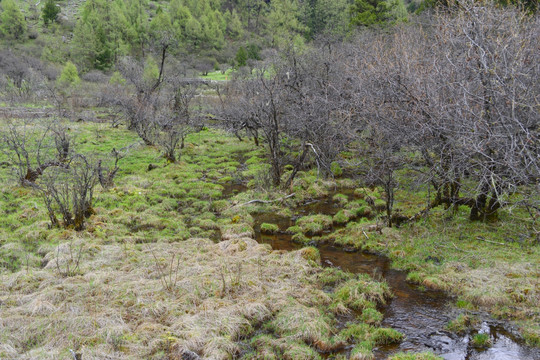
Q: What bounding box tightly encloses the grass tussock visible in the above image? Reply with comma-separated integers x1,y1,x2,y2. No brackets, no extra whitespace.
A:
0,238,335,359
387,352,443,360
332,274,392,312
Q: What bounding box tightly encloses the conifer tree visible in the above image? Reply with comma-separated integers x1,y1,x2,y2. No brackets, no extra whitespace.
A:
267,0,307,49
57,61,81,87
235,46,247,67
350,0,407,26
0,0,27,40
42,0,61,25
72,0,130,70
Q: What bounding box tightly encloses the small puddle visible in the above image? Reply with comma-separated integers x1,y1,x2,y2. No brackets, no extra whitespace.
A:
222,182,248,198
249,197,539,360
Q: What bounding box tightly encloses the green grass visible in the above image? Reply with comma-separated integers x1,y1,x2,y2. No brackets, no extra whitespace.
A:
296,214,333,235
446,314,478,334
387,352,443,360
321,186,540,342
1,121,402,358
200,69,234,81
471,333,492,348
260,223,279,234
332,274,391,312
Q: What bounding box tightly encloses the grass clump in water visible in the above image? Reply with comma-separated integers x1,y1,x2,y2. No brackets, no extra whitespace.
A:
298,246,320,263
340,323,403,359
317,267,354,287
350,341,374,360
388,352,443,360
332,274,391,312
332,193,348,205
406,271,423,284
360,308,384,325
346,199,372,218
372,327,404,345
260,223,279,234
446,314,478,334
296,214,333,235
291,232,310,244
471,333,492,348
333,209,355,225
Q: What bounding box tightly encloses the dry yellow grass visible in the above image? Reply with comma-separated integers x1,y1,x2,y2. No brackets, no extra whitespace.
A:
0,234,335,359
439,261,540,309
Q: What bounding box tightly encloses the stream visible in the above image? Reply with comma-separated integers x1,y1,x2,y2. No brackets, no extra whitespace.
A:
238,189,540,360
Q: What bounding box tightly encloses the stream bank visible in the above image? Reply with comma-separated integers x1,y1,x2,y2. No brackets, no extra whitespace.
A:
236,190,540,360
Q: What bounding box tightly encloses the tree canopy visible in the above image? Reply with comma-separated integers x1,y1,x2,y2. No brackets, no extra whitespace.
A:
0,0,27,40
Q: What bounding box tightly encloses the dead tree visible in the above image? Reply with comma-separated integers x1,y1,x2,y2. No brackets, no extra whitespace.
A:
345,1,538,222
216,66,291,187
153,79,199,163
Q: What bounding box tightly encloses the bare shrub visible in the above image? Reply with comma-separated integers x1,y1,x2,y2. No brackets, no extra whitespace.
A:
55,240,83,277
50,120,74,162
215,43,351,188
39,154,97,230
153,80,199,163
97,146,133,189
151,250,181,292
0,119,65,185
81,70,108,83
347,1,539,222
115,57,201,159
0,50,45,103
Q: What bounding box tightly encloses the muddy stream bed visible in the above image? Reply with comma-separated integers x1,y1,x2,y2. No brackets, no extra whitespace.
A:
224,186,539,360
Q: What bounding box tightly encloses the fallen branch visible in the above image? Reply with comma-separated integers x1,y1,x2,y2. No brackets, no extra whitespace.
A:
475,236,507,246
233,193,295,207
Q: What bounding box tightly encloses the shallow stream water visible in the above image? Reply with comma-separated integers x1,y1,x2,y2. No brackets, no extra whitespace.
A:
245,193,540,360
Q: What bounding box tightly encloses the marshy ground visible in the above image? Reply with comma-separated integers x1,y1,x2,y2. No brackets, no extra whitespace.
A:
0,119,538,359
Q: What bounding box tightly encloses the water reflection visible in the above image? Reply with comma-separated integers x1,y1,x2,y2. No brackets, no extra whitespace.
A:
251,207,539,360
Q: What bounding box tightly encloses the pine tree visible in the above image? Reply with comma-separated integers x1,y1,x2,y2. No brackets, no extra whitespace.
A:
184,17,203,48
350,0,407,27
303,0,350,37
235,46,247,67
0,0,27,40
267,0,307,49
42,0,61,25
124,0,149,56
72,0,129,70
225,10,243,39
57,61,81,87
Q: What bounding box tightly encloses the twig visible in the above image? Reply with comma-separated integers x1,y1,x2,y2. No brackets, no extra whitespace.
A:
475,236,507,246
232,193,295,207
451,242,469,253
306,142,321,179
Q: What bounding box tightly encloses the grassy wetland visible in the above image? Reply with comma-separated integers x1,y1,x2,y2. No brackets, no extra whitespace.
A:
0,0,539,359
0,116,538,359
0,121,410,359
